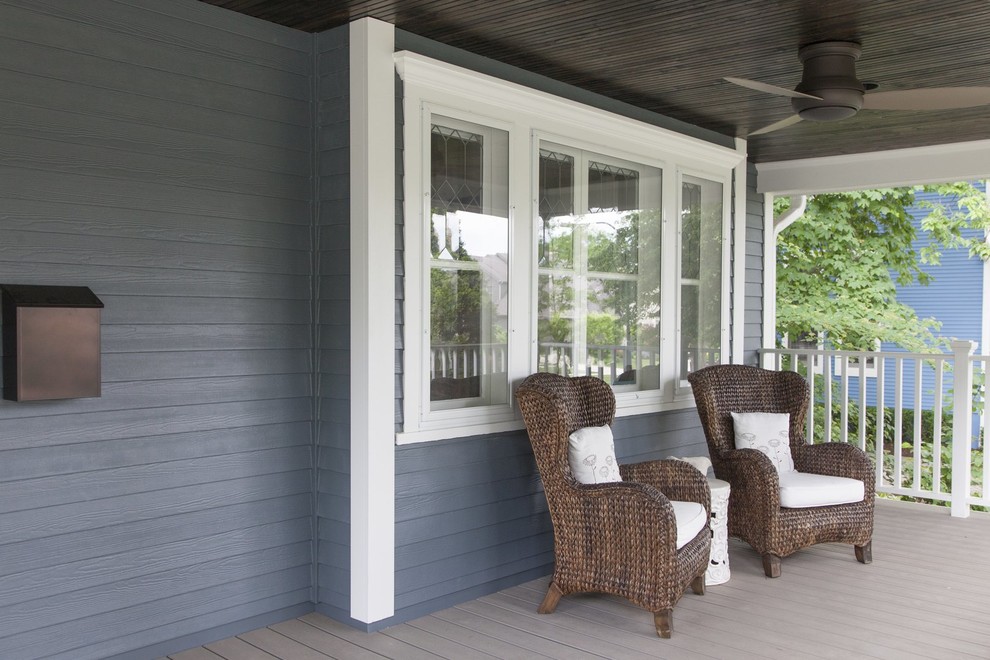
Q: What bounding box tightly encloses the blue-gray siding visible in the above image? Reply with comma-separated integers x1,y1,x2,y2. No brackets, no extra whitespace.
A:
0,1,314,658
744,161,765,364
313,26,352,622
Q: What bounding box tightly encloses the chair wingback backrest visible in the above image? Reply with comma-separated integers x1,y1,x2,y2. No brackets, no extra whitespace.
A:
516,372,616,490
687,364,809,469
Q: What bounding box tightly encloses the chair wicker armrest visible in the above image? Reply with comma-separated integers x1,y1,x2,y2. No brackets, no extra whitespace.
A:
792,442,876,494
718,448,781,511
620,459,711,513
567,480,681,552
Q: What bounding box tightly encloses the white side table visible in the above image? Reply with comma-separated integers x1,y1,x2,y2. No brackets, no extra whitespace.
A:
706,477,731,585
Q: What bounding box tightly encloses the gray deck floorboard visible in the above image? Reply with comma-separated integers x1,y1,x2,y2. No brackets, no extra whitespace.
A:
170,500,990,659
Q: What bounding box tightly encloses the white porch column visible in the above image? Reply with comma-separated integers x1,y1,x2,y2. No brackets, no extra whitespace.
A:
350,17,395,623
731,138,747,364
950,339,976,518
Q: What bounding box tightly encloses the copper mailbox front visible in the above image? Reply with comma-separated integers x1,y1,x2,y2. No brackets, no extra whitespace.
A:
1,284,104,402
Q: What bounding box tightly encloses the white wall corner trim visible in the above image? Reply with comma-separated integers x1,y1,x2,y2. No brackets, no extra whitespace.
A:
349,17,396,624
731,138,747,363
756,139,990,195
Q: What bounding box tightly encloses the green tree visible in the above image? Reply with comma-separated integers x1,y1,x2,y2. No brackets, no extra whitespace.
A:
775,183,989,352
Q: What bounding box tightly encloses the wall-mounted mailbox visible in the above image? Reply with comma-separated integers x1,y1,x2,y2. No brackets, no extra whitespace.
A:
1,284,104,402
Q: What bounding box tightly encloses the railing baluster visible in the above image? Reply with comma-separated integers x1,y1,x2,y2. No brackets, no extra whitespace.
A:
857,355,867,451
894,357,904,489
933,357,945,497
876,355,886,487
950,341,976,517
913,356,923,492
839,354,849,443
823,353,833,444
980,357,989,509
806,354,815,444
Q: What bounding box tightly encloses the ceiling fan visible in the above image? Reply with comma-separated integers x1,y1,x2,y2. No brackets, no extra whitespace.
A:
726,41,990,136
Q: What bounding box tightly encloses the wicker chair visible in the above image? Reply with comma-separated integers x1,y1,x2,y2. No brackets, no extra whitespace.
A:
688,364,874,577
516,372,711,638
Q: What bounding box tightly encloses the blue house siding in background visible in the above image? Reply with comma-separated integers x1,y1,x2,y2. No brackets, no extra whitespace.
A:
822,187,985,441
878,188,985,439
0,1,763,656
896,190,985,352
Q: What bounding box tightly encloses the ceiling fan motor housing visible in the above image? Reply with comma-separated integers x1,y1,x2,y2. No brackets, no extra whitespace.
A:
792,41,865,121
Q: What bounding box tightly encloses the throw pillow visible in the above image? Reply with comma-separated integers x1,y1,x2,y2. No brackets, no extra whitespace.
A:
730,411,795,474
568,425,622,484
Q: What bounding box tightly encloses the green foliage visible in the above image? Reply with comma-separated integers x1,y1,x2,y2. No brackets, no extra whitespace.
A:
586,313,622,345
917,181,990,263
775,188,942,352
776,182,989,353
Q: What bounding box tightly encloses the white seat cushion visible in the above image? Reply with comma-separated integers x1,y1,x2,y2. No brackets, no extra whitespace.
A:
778,471,865,508
670,500,707,549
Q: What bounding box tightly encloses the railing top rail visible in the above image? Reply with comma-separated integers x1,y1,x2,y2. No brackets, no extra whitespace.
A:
761,347,947,360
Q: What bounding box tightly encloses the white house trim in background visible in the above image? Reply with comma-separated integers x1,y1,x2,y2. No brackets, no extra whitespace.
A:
757,139,990,195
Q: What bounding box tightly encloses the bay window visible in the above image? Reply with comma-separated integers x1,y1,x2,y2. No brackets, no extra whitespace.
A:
397,52,740,443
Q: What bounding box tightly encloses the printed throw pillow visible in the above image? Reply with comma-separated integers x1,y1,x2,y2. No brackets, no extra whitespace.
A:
568,425,623,484
730,411,795,474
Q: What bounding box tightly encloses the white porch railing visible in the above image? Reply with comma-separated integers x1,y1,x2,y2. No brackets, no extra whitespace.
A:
762,340,987,517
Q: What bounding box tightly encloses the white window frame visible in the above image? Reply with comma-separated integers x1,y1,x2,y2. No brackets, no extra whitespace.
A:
674,169,733,397
395,51,743,444
534,139,664,400
427,114,511,412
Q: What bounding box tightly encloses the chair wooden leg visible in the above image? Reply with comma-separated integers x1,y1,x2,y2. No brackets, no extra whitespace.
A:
538,581,563,614
762,553,781,578
855,541,872,564
690,574,706,595
654,609,672,638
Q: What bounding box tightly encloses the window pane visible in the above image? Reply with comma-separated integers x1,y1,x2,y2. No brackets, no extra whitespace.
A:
537,273,573,375
588,161,638,213
429,117,509,408
537,146,661,391
680,177,722,378
538,150,575,269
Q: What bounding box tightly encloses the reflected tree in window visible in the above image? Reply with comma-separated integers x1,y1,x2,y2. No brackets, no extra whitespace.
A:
428,120,509,407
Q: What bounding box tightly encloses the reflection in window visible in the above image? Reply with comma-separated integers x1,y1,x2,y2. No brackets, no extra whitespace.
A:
429,118,509,408
680,177,722,380
537,146,661,390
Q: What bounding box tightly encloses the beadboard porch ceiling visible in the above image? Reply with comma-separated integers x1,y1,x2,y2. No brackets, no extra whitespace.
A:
198,0,990,164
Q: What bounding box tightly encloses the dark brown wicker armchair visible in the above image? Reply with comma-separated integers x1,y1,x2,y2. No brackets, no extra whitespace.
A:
516,372,711,638
688,364,874,577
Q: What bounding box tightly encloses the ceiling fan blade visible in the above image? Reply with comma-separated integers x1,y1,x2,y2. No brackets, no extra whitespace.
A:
748,114,804,136
863,87,990,111
725,77,822,100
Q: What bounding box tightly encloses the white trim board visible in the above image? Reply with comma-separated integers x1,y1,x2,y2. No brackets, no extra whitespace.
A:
757,140,990,195
349,17,395,625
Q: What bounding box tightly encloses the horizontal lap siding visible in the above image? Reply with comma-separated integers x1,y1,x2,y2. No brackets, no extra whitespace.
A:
0,1,314,658
314,27,351,618
393,432,552,619
744,161,764,364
